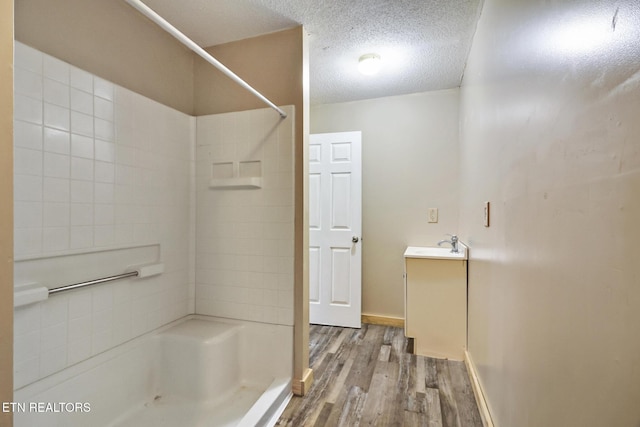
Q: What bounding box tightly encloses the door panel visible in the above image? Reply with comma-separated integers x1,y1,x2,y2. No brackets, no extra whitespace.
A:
309,174,321,230
330,173,351,229
309,131,362,328
309,246,321,303
331,247,351,305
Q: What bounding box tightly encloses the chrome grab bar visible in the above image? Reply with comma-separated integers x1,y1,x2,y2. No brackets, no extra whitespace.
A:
48,271,139,295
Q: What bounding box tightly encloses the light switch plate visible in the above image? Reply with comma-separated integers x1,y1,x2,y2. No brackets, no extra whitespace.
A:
428,208,438,223
484,201,490,227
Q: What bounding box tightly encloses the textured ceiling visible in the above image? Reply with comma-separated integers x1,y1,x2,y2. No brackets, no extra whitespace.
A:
142,0,482,105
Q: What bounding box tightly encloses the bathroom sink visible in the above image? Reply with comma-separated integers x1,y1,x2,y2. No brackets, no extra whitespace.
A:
404,245,467,260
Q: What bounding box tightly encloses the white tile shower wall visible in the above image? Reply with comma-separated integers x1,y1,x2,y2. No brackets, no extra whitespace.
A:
12,42,196,388
195,107,295,326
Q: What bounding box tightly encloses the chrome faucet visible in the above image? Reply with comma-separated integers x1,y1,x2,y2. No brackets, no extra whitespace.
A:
438,234,459,253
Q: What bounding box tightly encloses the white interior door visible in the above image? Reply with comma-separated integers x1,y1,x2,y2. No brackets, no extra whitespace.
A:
309,131,362,328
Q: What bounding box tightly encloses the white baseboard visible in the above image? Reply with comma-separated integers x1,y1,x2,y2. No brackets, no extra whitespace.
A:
464,350,495,427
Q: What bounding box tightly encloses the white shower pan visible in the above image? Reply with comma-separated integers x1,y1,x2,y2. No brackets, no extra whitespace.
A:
13,316,292,427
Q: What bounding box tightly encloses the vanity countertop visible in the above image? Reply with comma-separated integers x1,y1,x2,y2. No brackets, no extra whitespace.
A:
404,245,467,260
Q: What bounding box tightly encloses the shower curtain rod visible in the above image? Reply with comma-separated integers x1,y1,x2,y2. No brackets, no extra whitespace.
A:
124,0,288,119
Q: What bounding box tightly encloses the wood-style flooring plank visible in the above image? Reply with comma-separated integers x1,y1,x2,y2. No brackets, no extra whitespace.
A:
343,325,386,392
424,388,444,427
282,349,342,425
309,325,343,368
313,402,334,427
323,326,384,427
402,387,444,426
378,344,392,362
390,326,408,363
416,354,426,395
279,325,482,427
325,356,355,404
327,327,351,354
448,361,484,427
335,385,367,427
435,358,461,427
360,358,401,426
404,409,429,426
425,357,438,389
396,352,412,415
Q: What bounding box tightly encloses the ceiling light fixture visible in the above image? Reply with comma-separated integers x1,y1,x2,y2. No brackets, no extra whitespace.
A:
358,53,382,76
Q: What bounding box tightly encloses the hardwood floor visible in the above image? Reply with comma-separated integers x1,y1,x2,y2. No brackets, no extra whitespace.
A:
277,324,483,427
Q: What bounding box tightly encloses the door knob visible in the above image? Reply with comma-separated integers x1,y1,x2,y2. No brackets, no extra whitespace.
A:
352,236,359,243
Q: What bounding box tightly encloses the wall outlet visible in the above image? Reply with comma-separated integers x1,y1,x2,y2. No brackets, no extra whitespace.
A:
484,201,490,227
428,208,438,223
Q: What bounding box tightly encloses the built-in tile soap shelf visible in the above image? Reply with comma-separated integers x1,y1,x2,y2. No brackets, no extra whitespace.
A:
209,160,262,189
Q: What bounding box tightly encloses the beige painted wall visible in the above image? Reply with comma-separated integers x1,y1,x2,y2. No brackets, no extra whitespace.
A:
15,0,194,114
460,0,640,425
0,0,12,425
311,90,460,318
194,27,303,117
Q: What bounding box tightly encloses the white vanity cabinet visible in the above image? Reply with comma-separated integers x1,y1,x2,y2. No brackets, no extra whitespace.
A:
404,246,467,361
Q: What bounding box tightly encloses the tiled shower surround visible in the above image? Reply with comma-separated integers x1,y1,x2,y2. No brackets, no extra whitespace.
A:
196,108,295,326
12,42,295,389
